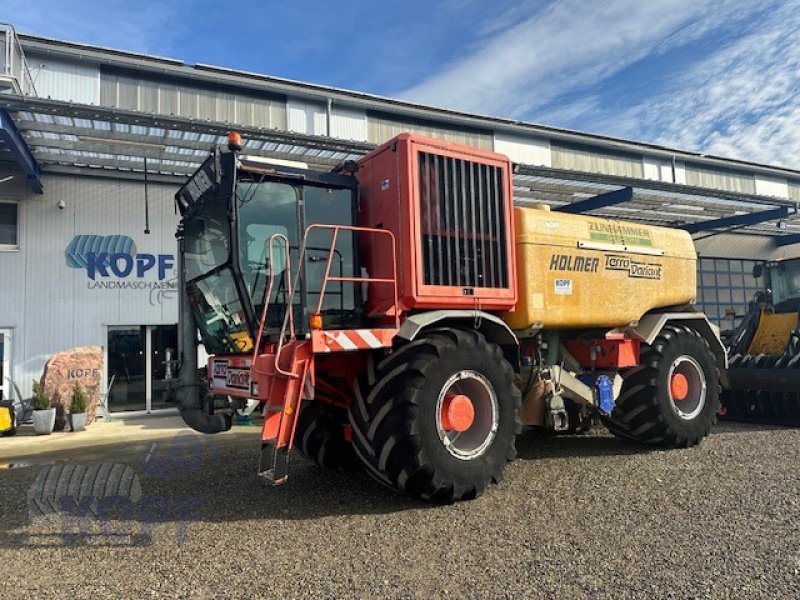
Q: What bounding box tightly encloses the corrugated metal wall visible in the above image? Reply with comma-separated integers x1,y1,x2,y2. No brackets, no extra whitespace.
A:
788,181,800,201
0,167,179,398
330,105,367,141
551,142,643,178
25,53,101,104
287,99,327,136
286,100,368,141
684,164,756,194
642,157,673,182
493,132,551,166
99,70,287,129
367,111,493,149
754,175,789,198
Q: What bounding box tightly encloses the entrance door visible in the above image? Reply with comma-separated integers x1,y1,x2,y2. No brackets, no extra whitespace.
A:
108,326,147,412
0,329,11,402
149,325,178,411
107,325,178,414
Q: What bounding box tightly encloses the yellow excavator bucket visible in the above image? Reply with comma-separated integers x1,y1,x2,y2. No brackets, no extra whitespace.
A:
747,310,798,356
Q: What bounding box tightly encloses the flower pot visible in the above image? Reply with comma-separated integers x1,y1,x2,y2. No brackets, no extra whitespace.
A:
68,412,87,432
32,408,56,435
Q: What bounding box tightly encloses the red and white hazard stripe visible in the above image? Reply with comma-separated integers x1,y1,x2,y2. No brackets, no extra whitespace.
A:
312,328,396,353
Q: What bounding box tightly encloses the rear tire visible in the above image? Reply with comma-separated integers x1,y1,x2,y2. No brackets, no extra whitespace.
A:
604,325,720,448
348,329,521,502
294,401,360,472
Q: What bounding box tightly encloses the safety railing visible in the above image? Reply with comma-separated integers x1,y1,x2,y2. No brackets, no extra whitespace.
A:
252,232,294,370
272,224,399,378
0,23,37,96
312,224,400,328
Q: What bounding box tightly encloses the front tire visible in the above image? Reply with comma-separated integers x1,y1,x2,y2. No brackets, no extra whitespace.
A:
294,401,360,472
348,329,521,502
605,324,720,448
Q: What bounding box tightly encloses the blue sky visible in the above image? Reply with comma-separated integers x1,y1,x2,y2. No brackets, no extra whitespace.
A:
5,0,800,168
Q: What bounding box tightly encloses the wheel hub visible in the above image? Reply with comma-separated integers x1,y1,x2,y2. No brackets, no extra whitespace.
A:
435,371,498,460
670,373,689,401
667,355,707,420
440,394,475,432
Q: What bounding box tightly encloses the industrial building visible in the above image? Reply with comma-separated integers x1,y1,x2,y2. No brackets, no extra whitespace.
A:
1,24,798,415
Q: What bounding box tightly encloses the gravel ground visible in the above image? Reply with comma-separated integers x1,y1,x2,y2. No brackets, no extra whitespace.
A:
0,421,797,599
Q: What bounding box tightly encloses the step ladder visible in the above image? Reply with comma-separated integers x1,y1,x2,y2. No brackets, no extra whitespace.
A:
257,341,312,485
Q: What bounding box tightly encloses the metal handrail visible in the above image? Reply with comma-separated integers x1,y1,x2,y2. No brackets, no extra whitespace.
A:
252,233,293,371
0,23,37,96
312,225,400,329
272,224,399,378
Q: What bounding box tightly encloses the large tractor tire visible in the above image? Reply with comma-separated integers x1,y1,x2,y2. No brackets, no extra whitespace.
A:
294,401,360,472
604,324,720,448
348,329,521,502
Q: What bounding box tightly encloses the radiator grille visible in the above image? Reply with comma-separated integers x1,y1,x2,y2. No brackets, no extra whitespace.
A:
418,152,508,289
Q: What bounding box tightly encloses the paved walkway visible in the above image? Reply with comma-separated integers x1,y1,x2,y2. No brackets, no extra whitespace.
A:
0,413,256,464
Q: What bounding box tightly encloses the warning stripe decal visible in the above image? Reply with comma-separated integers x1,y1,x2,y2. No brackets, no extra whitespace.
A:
312,329,396,353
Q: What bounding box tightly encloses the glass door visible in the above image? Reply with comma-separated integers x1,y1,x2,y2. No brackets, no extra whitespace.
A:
107,326,147,412
107,325,178,414
150,325,178,411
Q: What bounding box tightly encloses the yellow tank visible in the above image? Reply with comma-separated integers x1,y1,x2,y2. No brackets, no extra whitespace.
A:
504,206,697,330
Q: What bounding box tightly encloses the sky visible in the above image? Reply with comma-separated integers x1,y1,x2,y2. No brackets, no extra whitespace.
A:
4,0,799,168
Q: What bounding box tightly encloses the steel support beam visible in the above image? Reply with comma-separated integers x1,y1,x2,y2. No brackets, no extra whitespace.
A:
557,186,633,214
0,107,42,193
683,206,793,234
774,233,800,247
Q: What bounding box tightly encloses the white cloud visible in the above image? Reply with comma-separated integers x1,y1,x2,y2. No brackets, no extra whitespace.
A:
601,1,800,168
400,0,799,167
400,0,760,118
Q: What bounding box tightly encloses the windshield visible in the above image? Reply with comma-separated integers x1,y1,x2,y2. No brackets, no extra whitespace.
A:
237,179,299,330
237,177,359,331
770,259,800,306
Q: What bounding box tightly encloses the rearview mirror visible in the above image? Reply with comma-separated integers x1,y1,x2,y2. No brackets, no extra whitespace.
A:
752,263,763,279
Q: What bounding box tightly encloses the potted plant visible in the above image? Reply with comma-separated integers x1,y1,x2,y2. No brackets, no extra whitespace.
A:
31,380,55,435
69,382,88,432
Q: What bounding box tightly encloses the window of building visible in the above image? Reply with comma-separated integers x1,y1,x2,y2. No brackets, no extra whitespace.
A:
696,257,763,331
0,202,19,250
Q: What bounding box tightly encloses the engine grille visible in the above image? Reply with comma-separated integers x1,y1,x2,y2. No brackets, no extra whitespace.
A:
418,151,508,289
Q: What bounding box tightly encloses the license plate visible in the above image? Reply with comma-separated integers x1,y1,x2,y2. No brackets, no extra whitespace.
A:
210,359,250,391
225,367,250,390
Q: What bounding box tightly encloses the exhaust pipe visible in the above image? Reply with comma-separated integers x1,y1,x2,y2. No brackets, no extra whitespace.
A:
175,227,232,434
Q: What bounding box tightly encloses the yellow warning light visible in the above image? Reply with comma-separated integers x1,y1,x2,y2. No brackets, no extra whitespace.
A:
310,313,323,330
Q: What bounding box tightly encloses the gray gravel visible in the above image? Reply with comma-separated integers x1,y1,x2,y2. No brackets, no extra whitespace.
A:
0,421,798,599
